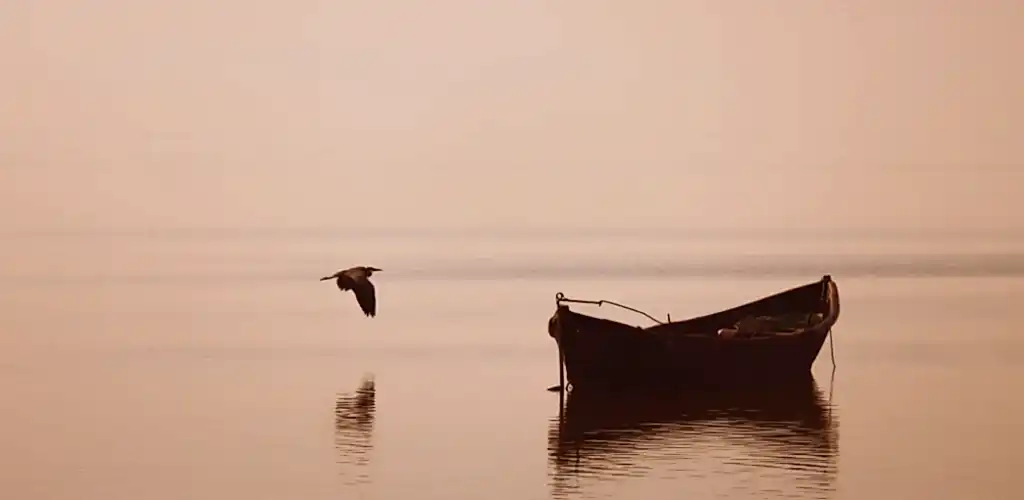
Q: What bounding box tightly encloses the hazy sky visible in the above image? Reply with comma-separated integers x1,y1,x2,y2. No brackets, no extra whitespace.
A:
2,1,1021,232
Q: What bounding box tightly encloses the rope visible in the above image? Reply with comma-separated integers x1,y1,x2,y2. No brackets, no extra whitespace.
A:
820,277,836,371
555,292,667,325
826,358,836,426
828,328,836,371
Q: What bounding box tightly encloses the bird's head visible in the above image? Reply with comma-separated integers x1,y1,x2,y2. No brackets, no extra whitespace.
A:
363,266,382,277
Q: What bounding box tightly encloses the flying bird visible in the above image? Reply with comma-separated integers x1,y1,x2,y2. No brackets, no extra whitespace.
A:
320,266,382,317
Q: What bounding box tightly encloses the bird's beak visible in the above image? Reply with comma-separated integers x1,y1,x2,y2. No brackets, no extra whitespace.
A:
319,276,333,281
369,267,382,272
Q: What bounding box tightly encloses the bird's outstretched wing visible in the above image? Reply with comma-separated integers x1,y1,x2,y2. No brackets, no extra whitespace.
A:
351,279,377,317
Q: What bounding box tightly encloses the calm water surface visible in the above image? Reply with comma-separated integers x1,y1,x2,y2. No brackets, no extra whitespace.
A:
2,230,1023,500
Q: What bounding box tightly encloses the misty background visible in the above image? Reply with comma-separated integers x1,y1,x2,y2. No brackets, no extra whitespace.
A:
2,1,1021,235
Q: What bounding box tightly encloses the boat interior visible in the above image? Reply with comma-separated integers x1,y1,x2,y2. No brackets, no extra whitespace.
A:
556,275,838,340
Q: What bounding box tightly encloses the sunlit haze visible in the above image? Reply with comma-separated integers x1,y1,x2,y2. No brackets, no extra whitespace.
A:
2,0,1021,233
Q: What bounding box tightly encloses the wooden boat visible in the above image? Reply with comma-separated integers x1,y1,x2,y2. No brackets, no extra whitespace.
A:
547,274,841,392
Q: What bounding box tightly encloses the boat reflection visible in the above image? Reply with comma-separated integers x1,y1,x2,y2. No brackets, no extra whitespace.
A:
334,374,376,486
548,376,839,499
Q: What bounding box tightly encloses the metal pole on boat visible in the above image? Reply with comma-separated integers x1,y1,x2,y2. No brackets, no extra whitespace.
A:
547,341,566,393
559,344,565,389
547,305,567,394
557,343,566,411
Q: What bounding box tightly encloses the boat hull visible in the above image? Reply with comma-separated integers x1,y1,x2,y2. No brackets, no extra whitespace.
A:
547,275,841,392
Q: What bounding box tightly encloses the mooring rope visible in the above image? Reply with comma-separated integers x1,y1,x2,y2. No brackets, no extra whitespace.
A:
554,292,667,325
828,328,836,370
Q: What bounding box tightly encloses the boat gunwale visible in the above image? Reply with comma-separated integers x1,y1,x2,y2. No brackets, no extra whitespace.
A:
553,274,841,339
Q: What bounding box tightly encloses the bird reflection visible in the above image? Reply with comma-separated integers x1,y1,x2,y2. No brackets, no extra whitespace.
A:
548,376,839,500
334,374,376,486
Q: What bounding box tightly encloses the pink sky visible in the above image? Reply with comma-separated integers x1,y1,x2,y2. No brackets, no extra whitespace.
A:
2,0,1021,232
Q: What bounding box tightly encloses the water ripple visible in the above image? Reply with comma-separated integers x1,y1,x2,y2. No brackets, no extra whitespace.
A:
334,375,376,487
547,377,839,499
